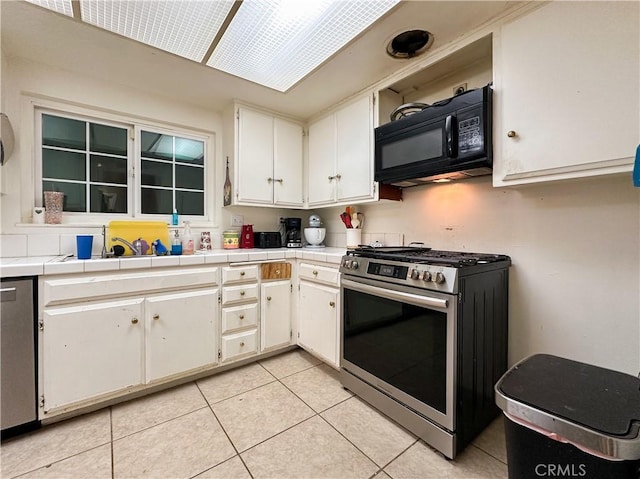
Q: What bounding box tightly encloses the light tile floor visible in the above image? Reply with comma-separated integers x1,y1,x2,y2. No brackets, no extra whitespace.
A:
1,349,508,479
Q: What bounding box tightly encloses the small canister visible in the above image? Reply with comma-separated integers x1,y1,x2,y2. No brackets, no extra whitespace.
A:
223,230,239,249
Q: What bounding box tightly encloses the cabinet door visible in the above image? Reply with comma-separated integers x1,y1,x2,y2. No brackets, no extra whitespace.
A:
274,118,304,207
335,95,374,201
308,114,337,206
261,281,292,351
237,107,274,204
298,281,339,367
42,299,144,412
495,1,639,185
145,288,218,383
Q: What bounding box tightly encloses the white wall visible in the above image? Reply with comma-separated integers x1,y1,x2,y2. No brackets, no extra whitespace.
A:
0,56,291,245
342,175,640,375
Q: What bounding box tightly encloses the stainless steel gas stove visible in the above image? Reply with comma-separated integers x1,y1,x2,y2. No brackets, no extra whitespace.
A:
339,246,511,459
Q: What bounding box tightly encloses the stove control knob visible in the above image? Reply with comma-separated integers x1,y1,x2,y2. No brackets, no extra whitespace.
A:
410,269,420,280
422,271,432,282
435,272,446,284
350,261,359,270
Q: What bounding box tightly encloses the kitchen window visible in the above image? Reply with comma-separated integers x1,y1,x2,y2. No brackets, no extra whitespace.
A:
36,108,209,220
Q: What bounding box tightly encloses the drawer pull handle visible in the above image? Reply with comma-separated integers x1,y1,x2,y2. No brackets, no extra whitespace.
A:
313,270,318,276
267,296,272,301
329,301,335,308
131,318,139,324
240,271,245,276
240,291,245,296
239,315,245,320
507,130,518,138
153,314,160,320
240,341,245,347
275,270,280,275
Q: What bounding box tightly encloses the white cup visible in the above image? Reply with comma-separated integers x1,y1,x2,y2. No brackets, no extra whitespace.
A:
33,207,45,224
346,229,362,249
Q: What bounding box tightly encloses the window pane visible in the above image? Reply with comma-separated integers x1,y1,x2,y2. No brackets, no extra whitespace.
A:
141,160,172,187
141,188,172,214
42,181,86,212
90,155,127,184
90,185,127,213
141,131,173,160
175,165,204,190
176,190,204,216
90,123,127,156
42,114,86,150
43,149,86,181
175,137,204,165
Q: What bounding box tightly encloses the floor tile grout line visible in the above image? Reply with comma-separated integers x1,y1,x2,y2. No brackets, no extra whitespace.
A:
470,442,508,466
109,407,115,479
194,380,255,479
196,377,279,407
111,404,210,442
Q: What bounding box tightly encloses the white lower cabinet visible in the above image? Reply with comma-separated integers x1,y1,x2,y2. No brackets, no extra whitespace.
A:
145,289,218,383
297,263,340,367
260,280,292,352
42,298,144,413
39,267,219,416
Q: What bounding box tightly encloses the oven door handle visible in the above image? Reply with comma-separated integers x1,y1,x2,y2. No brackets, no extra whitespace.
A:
342,278,448,310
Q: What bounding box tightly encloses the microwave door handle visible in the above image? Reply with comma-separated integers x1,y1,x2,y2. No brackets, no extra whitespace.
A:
445,114,457,158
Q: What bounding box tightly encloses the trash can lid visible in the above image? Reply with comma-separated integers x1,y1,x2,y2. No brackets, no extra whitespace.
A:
497,354,640,438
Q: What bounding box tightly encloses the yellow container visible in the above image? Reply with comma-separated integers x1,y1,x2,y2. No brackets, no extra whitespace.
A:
223,230,239,249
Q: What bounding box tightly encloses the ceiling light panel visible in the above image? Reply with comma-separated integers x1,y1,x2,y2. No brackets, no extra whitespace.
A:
80,0,235,62
207,0,400,92
25,0,74,17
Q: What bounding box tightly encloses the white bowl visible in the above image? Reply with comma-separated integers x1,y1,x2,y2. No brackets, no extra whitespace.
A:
304,227,326,246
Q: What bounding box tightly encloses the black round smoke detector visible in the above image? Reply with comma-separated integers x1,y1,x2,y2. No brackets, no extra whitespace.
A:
386,29,433,59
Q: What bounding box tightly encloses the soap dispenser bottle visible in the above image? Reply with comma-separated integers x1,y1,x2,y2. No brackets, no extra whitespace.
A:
182,221,194,255
171,229,182,255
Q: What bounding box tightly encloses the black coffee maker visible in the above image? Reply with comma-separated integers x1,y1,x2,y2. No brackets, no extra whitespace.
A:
283,217,303,248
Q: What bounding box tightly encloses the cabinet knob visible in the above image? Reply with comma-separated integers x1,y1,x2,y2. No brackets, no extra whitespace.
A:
275,270,280,275
328,175,335,181
313,270,318,276
335,174,342,180
240,290,245,296
240,341,245,347
329,301,335,308
267,296,272,301
239,314,245,320
131,318,139,324
267,177,273,183
153,314,159,320
240,271,245,276
274,178,283,183
507,130,518,138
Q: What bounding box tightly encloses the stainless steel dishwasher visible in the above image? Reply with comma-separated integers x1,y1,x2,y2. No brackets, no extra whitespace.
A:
1,277,38,434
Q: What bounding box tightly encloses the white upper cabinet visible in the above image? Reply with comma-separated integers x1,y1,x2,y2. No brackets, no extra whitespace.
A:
493,1,639,186
235,106,304,207
307,94,375,207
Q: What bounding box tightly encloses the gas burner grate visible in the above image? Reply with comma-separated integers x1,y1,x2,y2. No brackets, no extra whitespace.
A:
348,247,509,267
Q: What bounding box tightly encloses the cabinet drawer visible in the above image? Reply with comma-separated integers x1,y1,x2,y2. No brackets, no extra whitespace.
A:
221,329,258,362
261,262,291,280
221,303,258,333
299,263,340,286
222,265,259,284
222,284,259,305
42,267,219,307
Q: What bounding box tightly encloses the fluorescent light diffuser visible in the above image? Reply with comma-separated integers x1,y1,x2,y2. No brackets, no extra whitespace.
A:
25,0,74,17
80,0,235,62
207,0,400,92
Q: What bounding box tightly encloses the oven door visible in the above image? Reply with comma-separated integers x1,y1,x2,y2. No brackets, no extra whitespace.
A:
340,276,456,431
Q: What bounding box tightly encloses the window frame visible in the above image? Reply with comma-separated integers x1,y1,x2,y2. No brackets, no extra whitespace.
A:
33,102,214,225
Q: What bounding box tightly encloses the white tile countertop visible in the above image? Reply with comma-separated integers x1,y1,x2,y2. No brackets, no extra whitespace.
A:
0,247,347,278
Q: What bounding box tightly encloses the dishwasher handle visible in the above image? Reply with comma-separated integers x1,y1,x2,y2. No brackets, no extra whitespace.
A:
0,287,17,302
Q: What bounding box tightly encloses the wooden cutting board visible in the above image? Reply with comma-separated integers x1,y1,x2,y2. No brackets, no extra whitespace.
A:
107,221,169,256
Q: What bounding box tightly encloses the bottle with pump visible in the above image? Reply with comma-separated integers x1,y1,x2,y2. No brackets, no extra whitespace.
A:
172,208,179,226
182,221,194,255
171,229,182,255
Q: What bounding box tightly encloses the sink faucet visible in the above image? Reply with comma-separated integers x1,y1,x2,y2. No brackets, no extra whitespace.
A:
111,237,142,255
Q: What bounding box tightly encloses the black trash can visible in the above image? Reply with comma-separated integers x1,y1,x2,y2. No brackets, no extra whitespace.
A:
495,354,640,479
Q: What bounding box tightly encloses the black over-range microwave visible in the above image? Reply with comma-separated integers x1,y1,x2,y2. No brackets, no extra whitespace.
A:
374,84,493,187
